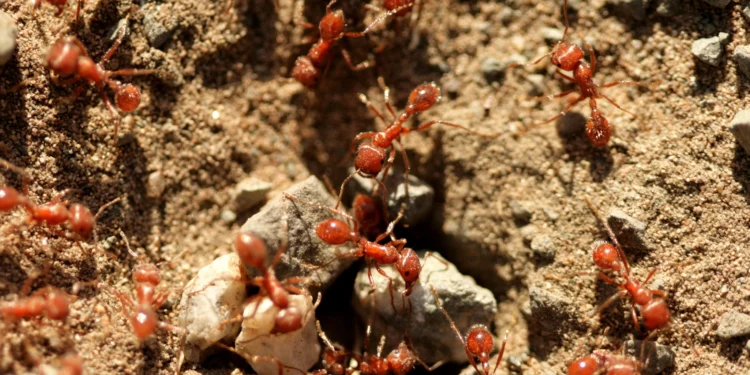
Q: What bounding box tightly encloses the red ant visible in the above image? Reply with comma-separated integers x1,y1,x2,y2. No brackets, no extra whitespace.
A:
567,333,649,375
583,197,671,334
292,0,413,88
46,23,167,138
428,284,507,375
513,0,638,147
283,192,423,314
352,193,383,237
0,159,121,239
31,0,84,22
340,80,497,205
313,320,352,375
0,261,72,322
111,231,185,340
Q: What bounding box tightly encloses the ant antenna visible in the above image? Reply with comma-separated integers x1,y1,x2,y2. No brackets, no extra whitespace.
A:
583,196,631,276
119,229,139,258
561,0,570,41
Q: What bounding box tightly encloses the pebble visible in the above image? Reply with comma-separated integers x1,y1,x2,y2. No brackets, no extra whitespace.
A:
701,0,730,7
235,294,320,375
348,168,434,226
607,208,648,251
542,28,564,44
509,200,532,225
220,209,237,224
232,176,272,213
691,33,729,67
526,74,546,96
733,45,750,80
716,309,750,339
481,57,504,83
743,6,750,23
0,11,17,67
352,251,497,365
607,0,646,20
240,176,355,290
728,109,750,154
530,235,556,262
141,3,177,48
178,253,247,362
655,0,679,16
529,282,584,332
146,171,165,198
624,340,674,375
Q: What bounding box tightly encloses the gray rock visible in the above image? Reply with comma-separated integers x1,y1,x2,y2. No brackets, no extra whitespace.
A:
509,200,532,225
530,235,556,262
624,340,675,375
241,176,355,291
743,6,750,23
607,0,646,20
607,209,648,251
542,28,564,44
701,0,730,7
481,57,504,83
353,251,497,365
655,0,679,16
178,253,247,363
348,168,434,226
728,109,750,154
691,34,728,67
0,11,17,66
734,45,750,80
529,281,584,332
232,177,272,213
141,3,177,48
717,310,750,339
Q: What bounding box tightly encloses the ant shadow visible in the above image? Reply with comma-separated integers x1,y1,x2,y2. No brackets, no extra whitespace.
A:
730,144,750,205
553,111,614,187
0,57,31,157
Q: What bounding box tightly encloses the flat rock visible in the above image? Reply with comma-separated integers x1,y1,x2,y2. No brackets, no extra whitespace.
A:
734,45,750,81
235,294,320,375
0,11,17,67
352,251,497,365
717,310,750,339
691,34,728,67
232,176,272,212
241,176,355,291
728,109,750,154
141,3,178,48
348,168,434,226
607,208,649,251
529,281,584,332
623,340,675,375
530,235,556,262
178,253,247,363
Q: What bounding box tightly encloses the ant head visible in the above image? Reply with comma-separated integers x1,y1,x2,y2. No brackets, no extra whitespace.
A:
383,0,413,17
273,306,303,334
320,10,345,41
133,264,161,286
316,219,352,245
132,306,158,340
550,41,583,71
355,144,386,176
68,203,94,238
353,194,381,230
76,56,105,83
585,111,610,147
235,232,268,270
406,82,441,114
396,249,421,292
641,299,671,331
115,83,141,112
386,342,417,375
567,356,599,375
592,241,621,272
47,37,83,76
465,325,493,375
292,56,320,88
0,187,22,211
44,290,70,321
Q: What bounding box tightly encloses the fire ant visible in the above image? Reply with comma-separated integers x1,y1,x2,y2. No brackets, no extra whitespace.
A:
111,231,185,340
340,80,497,204
583,197,671,334
428,284,507,375
283,192,423,314
512,0,638,147
31,0,84,22
46,22,168,138
292,0,413,88
567,332,649,375
0,261,72,322
313,320,352,375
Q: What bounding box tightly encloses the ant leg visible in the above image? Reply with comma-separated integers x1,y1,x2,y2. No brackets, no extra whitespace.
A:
215,342,306,375
424,251,449,270
100,23,129,65
376,76,396,120
343,3,414,38
107,68,166,78
597,272,620,286
97,87,122,140
599,93,637,117
491,330,509,375
587,290,628,321
374,203,405,243
335,171,358,211
582,38,595,73
517,95,585,136
583,197,631,276
282,193,355,223
599,80,640,89
642,268,659,285
394,139,411,202
340,48,374,71
427,284,467,346
561,0,571,40
75,0,84,22
358,94,388,124
404,120,500,138
528,88,578,102
555,69,577,83
630,303,642,333
346,131,377,159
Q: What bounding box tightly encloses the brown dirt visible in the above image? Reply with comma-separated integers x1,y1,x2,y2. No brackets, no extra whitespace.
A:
0,0,748,374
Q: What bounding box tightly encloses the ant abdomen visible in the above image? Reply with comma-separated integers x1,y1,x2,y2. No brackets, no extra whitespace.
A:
292,57,321,88
272,306,303,334
68,203,94,238
567,356,599,375
115,84,141,112
641,299,670,331
316,219,352,245
407,83,440,113
585,113,611,147
235,232,268,270
0,187,23,211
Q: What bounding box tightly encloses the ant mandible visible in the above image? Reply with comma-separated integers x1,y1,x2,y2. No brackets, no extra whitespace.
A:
514,0,638,147
428,284,507,375
339,80,497,206
46,23,167,139
292,0,413,88
583,197,671,334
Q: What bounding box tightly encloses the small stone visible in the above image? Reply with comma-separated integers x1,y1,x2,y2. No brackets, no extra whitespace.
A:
745,339,750,352
140,3,178,48
507,352,528,371
717,309,750,339
232,177,272,213
743,6,750,23
442,75,462,98
734,45,750,80
607,209,648,251
348,168,434,226
146,171,165,199
0,11,17,66
241,176,355,290
655,0,679,16
481,57,504,83
353,251,496,365
179,253,247,363
235,294,320,375
530,235,556,262
519,225,538,244
220,210,237,224
542,28,564,44
529,282,584,332
607,0,646,20
691,35,726,67
509,200,532,225
624,340,674,375
728,109,750,153
526,74,546,96
701,0,730,7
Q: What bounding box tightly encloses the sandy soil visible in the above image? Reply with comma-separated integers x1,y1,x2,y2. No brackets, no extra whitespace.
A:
0,0,749,374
